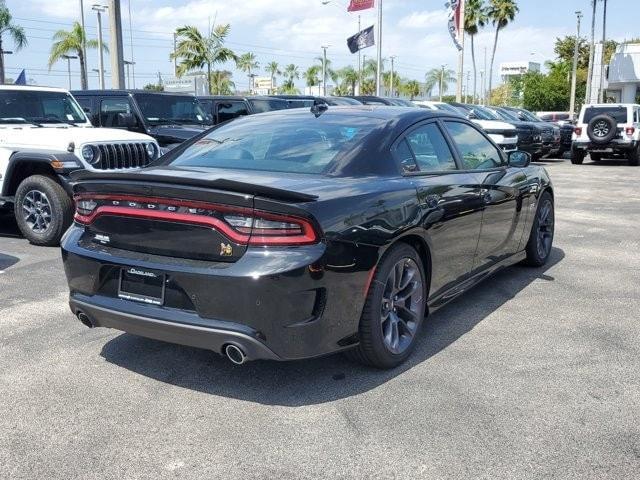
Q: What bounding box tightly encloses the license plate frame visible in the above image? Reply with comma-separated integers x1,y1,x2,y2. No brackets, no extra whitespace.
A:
118,267,165,306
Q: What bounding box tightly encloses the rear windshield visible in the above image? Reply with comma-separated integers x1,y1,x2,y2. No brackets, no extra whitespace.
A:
248,99,288,113
169,114,385,174
583,106,628,124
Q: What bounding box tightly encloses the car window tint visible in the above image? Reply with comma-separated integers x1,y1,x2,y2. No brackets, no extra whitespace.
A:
395,139,418,173
405,123,457,172
444,121,504,170
583,106,628,124
217,101,249,122
100,97,132,128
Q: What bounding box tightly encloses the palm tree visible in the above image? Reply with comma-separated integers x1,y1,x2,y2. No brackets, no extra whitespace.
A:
426,67,456,101
403,80,421,100
171,23,237,94
486,0,519,104
382,71,402,97
281,64,300,94
49,22,104,90
464,0,488,104
338,66,359,95
210,70,235,95
237,52,259,94
303,65,321,87
266,61,280,94
0,7,26,84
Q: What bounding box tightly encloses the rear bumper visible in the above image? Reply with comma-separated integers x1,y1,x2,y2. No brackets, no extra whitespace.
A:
61,225,370,361
573,140,638,151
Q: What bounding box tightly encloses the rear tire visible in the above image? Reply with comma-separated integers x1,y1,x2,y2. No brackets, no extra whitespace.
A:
14,175,73,246
627,145,640,166
570,148,585,165
523,191,555,267
346,243,427,369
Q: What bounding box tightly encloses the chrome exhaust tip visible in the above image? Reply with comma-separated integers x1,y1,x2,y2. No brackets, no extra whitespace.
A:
224,344,246,365
77,311,94,328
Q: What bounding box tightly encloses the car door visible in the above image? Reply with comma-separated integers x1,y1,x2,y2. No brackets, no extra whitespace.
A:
393,120,484,300
443,120,530,270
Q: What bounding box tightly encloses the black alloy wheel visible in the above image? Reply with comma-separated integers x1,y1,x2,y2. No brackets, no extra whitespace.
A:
524,191,555,267
347,243,427,369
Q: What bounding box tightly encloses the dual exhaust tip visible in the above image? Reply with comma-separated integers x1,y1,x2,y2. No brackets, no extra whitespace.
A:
77,311,248,365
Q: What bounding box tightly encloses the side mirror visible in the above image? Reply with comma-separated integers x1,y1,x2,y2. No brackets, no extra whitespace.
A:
117,112,136,128
508,150,531,168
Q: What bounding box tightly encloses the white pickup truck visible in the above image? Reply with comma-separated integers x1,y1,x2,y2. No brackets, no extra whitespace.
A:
0,85,160,246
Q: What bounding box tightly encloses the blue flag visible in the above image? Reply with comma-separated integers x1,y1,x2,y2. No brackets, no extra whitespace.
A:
14,69,26,85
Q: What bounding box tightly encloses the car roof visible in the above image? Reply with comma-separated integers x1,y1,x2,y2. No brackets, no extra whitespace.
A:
197,95,284,101
71,89,196,96
0,85,70,93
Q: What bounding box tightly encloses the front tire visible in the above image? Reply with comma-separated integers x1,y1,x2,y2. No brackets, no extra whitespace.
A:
523,191,555,267
14,175,73,246
347,244,427,369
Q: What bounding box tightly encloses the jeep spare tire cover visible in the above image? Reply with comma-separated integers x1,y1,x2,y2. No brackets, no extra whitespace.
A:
587,114,617,144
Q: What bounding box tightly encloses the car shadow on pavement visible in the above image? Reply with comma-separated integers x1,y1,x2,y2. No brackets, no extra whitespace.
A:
100,247,565,406
0,212,21,239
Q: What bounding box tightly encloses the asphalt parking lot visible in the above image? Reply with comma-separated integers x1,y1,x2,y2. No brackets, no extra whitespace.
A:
1,158,639,479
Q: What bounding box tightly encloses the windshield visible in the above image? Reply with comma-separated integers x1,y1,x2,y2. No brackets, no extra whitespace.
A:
492,108,520,122
473,106,503,121
434,103,460,114
583,106,628,124
0,90,87,125
515,109,540,122
133,93,208,126
248,98,288,113
168,113,385,175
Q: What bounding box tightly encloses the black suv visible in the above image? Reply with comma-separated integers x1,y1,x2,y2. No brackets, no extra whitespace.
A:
72,90,210,149
197,96,288,124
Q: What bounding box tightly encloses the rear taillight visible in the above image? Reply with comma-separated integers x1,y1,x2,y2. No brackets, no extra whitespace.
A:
74,194,319,246
574,127,582,136
625,127,635,136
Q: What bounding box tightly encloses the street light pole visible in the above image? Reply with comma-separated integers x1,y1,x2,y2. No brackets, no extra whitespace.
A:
357,14,361,95
321,45,329,96
455,0,466,102
598,0,608,103
62,54,78,89
389,55,396,97
585,0,599,104
569,11,583,119
79,0,88,89
375,0,382,96
439,64,445,102
124,60,135,89
92,4,107,90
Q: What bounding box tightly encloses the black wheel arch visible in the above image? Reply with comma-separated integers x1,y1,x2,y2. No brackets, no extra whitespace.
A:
2,151,82,197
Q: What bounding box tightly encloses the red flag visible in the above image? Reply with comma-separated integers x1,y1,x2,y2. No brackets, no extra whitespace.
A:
348,0,374,12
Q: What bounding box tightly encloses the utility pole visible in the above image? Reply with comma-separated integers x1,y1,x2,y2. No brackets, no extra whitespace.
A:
585,0,599,104
357,15,361,95
389,55,396,97
108,0,126,89
455,0,466,102
79,0,88,89
173,32,178,76
439,64,446,102
127,0,135,88
480,70,485,105
62,54,78,89
321,45,329,96
124,60,135,88
598,0,608,103
92,4,107,90
483,46,488,105
570,11,583,119
465,70,470,103
375,0,383,96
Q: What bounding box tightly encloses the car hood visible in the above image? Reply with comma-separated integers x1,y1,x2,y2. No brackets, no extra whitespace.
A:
146,124,208,144
472,120,516,130
0,125,155,151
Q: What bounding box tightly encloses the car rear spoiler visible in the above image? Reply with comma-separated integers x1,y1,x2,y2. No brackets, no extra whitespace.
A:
70,170,319,203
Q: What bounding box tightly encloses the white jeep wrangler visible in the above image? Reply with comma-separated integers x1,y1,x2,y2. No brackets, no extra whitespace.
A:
571,103,640,166
0,86,160,245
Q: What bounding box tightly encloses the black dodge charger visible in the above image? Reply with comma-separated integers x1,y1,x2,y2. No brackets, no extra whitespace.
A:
61,106,555,369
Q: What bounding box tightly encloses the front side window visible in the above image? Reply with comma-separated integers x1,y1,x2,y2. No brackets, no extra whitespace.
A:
0,90,87,125
404,123,457,172
444,121,504,170
168,113,385,175
100,97,133,128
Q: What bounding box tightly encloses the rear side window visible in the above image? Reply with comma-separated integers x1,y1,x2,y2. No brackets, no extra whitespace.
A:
404,123,457,172
248,99,288,113
444,121,504,170
217,101,249,122
583,107,628,124
170,114,385,175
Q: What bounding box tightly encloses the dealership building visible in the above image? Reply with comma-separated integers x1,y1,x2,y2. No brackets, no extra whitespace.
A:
604,43,640,103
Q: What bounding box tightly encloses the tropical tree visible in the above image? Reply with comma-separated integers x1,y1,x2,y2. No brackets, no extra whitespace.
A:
315,56,339,86
486,0,519,105
303,65,321,87
266,61,281,94
237,52,259,94
402,80,421,100
143,83,164,92
426,67,456,101
382,71,403,97
464,0,488,103
338,66,359,95
0,7,27,84
210,70,235,95
49,21,105,90
360,78,376,95
280,63,300,94
171,23,237,94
